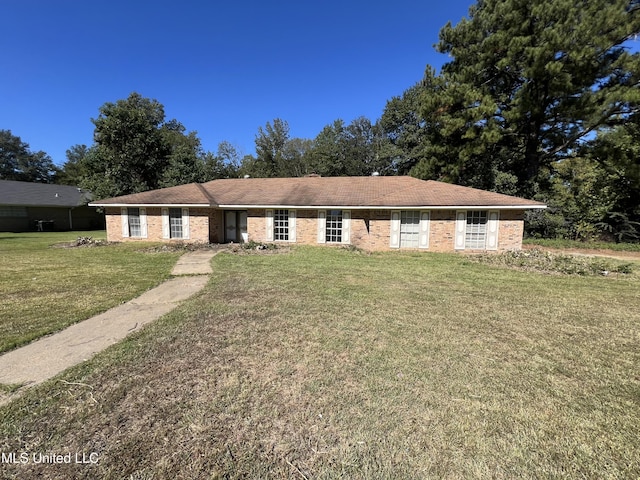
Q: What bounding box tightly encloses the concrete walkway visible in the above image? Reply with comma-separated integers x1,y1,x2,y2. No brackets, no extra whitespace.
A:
0,249,221,392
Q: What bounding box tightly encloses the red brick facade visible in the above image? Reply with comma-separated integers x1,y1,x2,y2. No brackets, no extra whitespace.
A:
106,207,525,251
105,207,210,243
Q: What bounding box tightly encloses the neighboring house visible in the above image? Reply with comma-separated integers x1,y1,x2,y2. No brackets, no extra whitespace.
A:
0,180,105,232
89,176,546,252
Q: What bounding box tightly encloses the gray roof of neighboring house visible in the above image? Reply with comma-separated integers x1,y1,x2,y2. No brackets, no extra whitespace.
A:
90,176,547,209
0,180,93,208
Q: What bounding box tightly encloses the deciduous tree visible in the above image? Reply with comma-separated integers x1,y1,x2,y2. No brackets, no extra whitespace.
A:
82,93,209,198
0,130,57,183
55,144,89,185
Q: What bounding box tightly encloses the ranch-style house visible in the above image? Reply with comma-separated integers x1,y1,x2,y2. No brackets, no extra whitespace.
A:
89,176,546,252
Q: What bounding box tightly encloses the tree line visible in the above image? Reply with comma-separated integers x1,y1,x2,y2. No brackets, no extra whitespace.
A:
2,0,639,241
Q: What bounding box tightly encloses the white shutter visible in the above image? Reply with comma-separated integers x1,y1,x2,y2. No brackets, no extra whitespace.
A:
390,210,400,248
182,208,190,239
140,208,148,238
455,210,466,250
419,211,430,249
162,208,170,239
289,210,296,242
486,210,499,250
342,210,351,244
317,210,326,243
121,208,129,238
265,209,274,241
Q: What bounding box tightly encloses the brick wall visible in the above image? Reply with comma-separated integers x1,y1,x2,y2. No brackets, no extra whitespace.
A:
105,207,210,243
496,210,525,251
429,210,457,252
209,210,223,243
243,208,525,252
106,206,526,251
105,208,122,242
187,208,211,243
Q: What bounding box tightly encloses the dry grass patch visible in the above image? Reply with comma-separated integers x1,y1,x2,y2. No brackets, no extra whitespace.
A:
472,248,635,275
0,247,639,478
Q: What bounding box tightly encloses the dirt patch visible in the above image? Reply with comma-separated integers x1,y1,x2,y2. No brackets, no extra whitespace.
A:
139,243,227,253
227,243,292,255
522,243,640,261
472,248,635,276
51,237,112,248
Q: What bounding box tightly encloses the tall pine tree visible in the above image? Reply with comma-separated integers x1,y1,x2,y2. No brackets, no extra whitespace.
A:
415,0,640,196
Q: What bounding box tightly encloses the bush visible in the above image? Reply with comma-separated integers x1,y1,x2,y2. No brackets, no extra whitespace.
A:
471,249,634,276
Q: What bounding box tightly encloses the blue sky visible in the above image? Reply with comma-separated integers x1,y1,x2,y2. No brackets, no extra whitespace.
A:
1,0,473,167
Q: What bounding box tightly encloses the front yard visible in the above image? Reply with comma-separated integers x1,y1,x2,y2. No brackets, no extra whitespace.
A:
0,232,180,353
1,245,639,478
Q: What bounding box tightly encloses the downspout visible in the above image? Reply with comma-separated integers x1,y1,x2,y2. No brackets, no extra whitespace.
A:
69,208,73,230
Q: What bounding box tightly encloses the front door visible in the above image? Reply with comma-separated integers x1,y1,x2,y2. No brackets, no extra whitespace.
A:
224,210,248,243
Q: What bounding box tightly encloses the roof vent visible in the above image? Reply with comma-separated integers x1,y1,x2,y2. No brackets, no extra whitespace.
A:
244,175,250,179
55,193,59,197
372,172,380,176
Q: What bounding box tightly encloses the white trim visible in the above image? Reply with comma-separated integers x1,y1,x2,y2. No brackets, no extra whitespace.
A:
161,208,170,239
390,210,400,248
213,204,546,210
265,209,274,241
317,210,326,244
419,210,430,249
289,209,297,242
455,210,466,250
486,210,499,250
91,203,210,207
182,208,190,240
121,207,129,238
139,207,148,238
342,210,351,244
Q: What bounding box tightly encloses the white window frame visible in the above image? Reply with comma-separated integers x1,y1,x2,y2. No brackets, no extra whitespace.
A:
454,210,498,250
169,208,184,239
162,207,190,239
465,210,488,249
121,207,147,238
390,210,430,249
267,209,296,242
319,209,350,244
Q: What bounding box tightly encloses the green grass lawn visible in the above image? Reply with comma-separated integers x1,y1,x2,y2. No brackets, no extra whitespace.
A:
0,231,181,353
1,246,639,478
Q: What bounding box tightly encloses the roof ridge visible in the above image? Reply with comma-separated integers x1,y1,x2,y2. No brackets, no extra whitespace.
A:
194,182,215,205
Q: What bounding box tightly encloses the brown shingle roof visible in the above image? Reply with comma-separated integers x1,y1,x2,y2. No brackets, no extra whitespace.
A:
90,183,212,206
90,176,546,209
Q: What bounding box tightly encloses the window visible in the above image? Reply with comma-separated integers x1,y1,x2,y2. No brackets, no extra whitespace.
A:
128,208,142,237
390,210,430,249
121,207,147,238
465,211,488,249
274,209,289,241
400,211,420,248
318,210,350,244
326,210,343,243
0,206,27,217
162,208,189,240
169,208,183,238
266,209,295,242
